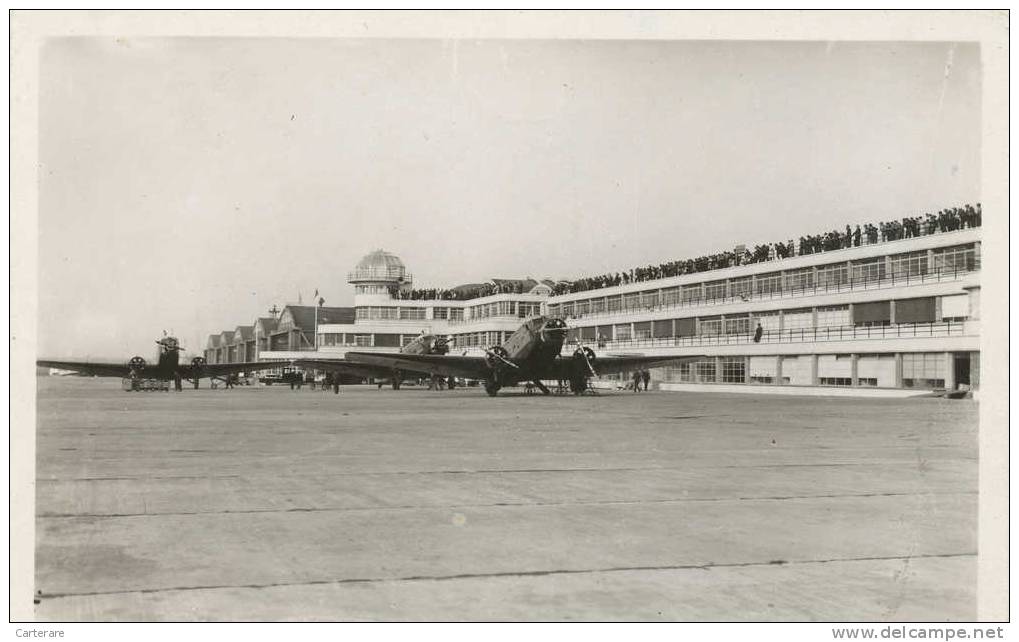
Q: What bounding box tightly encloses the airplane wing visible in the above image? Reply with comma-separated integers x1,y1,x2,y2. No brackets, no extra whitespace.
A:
292,359,395,380
36,359,132,378
180,361,281,379
550,353,706,379
344,352,492,380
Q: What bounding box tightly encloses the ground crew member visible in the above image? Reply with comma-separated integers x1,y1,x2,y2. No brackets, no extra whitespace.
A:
641,369,651,391
289,371,296,390
632,370,641,392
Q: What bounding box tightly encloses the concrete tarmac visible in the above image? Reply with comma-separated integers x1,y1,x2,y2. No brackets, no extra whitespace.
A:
33,377,978,621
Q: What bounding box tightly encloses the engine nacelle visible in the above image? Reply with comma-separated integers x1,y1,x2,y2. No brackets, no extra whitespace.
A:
541,318,568,343
573,346,596,362
191,356,207,369
432,337,452,355
484,345,509,369
127,356,147,373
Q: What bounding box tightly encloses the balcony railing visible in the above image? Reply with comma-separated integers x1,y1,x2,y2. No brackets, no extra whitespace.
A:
551,265,979,322
446,313,540,326
566,320,968,352
347,268,413,282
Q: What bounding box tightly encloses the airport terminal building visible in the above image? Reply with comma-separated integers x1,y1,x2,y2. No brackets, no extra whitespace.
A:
205,218,981,395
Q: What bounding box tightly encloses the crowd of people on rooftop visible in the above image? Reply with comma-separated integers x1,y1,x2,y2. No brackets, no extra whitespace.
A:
549,203,981,296
390,281,530,301
380,204,980,302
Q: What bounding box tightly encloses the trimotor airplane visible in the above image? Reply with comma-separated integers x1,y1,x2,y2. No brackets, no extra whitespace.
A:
343,316,704,396
36,335,279,391
293,333,454,390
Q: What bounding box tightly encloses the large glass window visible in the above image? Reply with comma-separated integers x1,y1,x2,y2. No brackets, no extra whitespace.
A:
695,359,717,382
354,335,373,347
448,308,464,321
852,259,886,283
432,307,449,320
606,296,623,313
815,305,850,328
902,353,946,388
755,273,783,296
614,324,632,341
356,307,398,320
890,251,928,278
662,287,681,306
784,268,814,291
704,280,727,301
933,244,977,273
699,318,722,335
755,312,781,333
721,357,746,383
640,291,659,309
681,285,702,304
399,307,426,320
730,277,753,299
590,298,606,314
783,309,814,331
816,263,849,288
624,294,641,310
724,316,750,335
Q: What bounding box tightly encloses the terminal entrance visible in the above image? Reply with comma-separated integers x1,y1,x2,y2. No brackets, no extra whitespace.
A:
953,353,972,390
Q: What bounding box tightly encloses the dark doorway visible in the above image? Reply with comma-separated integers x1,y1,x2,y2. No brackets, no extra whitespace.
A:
953,353,971,389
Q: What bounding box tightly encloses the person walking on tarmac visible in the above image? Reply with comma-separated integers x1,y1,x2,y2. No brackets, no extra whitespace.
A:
289,370,296,390
225,374,234,389
632,370,642,393
641,369,651,392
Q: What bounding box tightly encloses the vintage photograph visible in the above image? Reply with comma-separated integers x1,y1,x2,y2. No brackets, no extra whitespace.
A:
12,10,1007,625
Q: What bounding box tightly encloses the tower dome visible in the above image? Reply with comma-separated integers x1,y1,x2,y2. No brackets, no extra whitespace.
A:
348,249,413,290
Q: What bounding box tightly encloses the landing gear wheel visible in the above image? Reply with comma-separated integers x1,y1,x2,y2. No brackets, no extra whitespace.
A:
570,376,588,395
484,380,501,397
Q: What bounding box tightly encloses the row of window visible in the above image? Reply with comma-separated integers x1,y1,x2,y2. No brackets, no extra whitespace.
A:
449,331,511,347
466,301,542,320
431,307,465,321
548,245,977,318
318,333,424,347
355,307,428,320
657,352,952,388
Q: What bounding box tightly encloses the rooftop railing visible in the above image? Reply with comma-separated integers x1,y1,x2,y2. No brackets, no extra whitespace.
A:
550,264,979,322
552,218,982,297
565,319,969,352
347,268,413,282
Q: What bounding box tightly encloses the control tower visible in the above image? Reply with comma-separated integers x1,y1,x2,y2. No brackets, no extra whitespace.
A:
348,249,413,305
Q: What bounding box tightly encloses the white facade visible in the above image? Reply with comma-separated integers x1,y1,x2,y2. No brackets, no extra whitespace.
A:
249,227,981,393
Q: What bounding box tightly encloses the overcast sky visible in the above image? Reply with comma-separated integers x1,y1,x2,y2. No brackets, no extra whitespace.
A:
38,38,980,359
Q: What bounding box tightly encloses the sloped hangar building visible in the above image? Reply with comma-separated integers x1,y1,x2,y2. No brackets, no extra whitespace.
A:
206,220,981,396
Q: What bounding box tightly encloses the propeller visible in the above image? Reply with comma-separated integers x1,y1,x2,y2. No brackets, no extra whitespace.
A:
484,345,519,370
573,344,597,377
127,356,147,372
